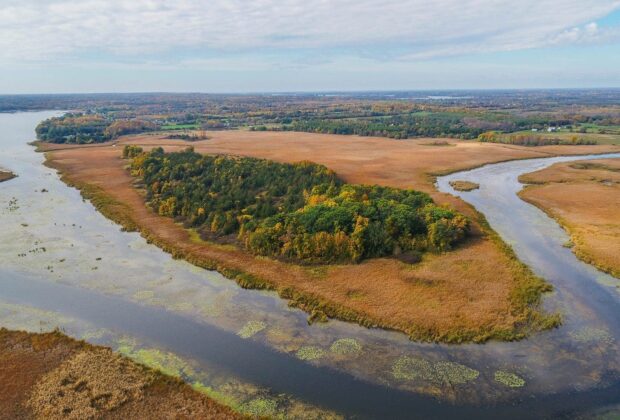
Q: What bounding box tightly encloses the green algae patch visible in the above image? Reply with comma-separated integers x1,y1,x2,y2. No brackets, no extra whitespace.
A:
570,327,614,345
434,361,480,385
494,370,526,388
392,356,479,385
241,397,278,417
237,320,267,339
117,344,197,379
392,356,435,381
330,338,362,355
296,346,325,361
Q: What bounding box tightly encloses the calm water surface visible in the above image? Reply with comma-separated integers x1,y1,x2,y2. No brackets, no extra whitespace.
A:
1,111,619,418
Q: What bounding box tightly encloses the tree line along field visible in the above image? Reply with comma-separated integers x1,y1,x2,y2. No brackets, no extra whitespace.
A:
26,90,620,144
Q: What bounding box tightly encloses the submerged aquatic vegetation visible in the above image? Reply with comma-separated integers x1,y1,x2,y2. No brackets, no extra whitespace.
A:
494,370,526,388
0,301,73,333
296,346,325,361
237,320,267,339
434,361,480,385
570,327,614,345
241,397,278,417
330,338,362,355
132,290,155,301
392,356,479,385
391,356,435,381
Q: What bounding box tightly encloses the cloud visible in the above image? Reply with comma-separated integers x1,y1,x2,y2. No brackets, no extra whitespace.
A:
1,0,619,63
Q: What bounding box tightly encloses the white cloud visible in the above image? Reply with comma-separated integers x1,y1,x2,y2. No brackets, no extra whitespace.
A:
0,0,619,63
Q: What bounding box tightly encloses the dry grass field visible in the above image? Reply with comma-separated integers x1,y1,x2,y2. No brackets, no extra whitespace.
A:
0,329,240,419
520,158,620,279
40,132,619,342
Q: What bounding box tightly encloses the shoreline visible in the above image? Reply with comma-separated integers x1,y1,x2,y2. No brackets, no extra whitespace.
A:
38,134,570,344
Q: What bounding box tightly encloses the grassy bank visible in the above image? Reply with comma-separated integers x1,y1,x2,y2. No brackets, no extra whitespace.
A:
518,158,620,279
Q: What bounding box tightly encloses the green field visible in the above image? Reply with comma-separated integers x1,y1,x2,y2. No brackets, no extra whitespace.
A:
161,123,201,130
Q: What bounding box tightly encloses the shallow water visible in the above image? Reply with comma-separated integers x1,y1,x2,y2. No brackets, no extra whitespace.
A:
1,111,619,418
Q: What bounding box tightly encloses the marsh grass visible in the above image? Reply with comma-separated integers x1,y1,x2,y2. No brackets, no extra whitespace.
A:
449,180,480,192
44,143,561,344
0,171,16,183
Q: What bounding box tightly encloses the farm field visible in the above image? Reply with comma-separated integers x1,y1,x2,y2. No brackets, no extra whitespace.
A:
520,158,620,278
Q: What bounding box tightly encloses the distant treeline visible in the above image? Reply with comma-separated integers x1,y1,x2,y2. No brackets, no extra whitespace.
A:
280,111,567,139
128,146,469,264
36,113,157,144
478,132,597,146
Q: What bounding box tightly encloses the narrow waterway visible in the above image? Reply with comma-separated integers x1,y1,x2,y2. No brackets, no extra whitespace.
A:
1,112,619,418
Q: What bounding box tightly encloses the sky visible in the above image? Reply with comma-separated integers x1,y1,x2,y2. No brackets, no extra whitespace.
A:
1,0,620,93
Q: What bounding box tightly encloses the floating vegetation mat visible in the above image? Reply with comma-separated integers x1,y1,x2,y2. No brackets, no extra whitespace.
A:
237,320,267,339
570,327,614,345
330,338,362,355
392,356,479,385
494,370,526,388
296,346,326,361
241,397,279,417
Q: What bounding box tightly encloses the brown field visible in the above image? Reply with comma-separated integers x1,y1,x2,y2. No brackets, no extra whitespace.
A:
40,132,619,342
0,329,240,419
0,170,16,183
519,158,620,279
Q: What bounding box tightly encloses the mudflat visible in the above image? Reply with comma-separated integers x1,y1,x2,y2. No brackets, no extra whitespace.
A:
41,132,619,342
0,329,240,419
520,158,620,279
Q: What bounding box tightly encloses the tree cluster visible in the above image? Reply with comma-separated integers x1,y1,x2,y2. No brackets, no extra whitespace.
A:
478,131,597,146
130,148,470,264
36,113,156,144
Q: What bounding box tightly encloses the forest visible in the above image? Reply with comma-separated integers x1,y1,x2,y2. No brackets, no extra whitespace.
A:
128,146,469,264
36,113,156,144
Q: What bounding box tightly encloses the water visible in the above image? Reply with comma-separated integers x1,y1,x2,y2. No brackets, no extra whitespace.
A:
1,111,619,418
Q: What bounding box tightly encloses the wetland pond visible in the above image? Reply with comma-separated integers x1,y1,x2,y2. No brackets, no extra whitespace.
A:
1,111,619,419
